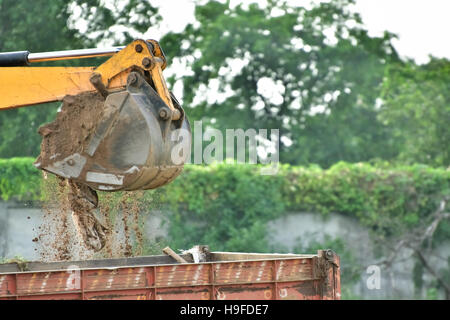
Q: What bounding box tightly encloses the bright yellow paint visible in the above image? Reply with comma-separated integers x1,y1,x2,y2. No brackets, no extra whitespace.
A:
95,39,175,112
150,59,175,110
0,67,95,109
94,39,153,87
0,40,173,113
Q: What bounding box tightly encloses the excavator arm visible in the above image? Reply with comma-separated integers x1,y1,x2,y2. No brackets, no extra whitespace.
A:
0,39,178,118
0,39,191,251
0,39,189,191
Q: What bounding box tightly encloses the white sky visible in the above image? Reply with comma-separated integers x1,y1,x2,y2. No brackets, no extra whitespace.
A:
144,0,450,64
351,0,450,64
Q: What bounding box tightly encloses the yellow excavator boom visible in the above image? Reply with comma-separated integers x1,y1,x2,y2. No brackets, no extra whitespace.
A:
0,39,176,115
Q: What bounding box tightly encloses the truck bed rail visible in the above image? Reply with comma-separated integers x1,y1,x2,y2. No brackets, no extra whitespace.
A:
0,250,340,300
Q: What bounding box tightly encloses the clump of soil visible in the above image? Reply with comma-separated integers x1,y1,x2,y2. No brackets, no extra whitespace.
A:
35,92,105,170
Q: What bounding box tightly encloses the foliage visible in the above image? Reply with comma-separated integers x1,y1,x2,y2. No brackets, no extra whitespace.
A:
141,238,171,256
426,287,439,300
160,161,450,253
70,0,161,46
0,0,159,56
161,0,401,167
0,157,41,201
380,58,450,167
2,158,449,238
0,0,83,53
0,255,28,264
162,163,286,252
283,162,450,225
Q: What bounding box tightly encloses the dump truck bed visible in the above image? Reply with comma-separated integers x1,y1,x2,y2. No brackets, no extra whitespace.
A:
0,250,340,300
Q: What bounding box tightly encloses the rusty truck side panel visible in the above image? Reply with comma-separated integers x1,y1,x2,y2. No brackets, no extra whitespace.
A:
0,250,340,300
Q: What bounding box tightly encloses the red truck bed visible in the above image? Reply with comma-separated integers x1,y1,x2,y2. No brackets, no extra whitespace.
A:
0,250,340,300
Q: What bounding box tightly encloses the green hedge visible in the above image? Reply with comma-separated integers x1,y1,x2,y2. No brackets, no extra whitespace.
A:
0,157,41,201
163,164,286,251
163,162,450,251
1,158,449,251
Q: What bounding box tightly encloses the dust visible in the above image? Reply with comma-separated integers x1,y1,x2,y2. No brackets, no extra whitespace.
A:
36,175,95,262
119,190,146,257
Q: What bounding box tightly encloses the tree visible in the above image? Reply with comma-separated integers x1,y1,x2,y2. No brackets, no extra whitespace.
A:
161,0,400,167
370,196,450,299
380,58,450,167
0,0,160,157
0,0,159,55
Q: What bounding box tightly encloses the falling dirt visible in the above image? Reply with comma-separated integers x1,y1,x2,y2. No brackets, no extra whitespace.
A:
67,180,108,251
37,175,79,262
32,90,176,261
34,173,152,262
119,190,146,257
131,191,145,256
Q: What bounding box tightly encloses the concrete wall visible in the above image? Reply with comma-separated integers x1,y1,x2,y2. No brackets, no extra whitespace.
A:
1,200,449,299
0,201,42,260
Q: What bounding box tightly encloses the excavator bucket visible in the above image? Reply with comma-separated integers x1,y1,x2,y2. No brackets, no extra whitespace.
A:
35,71,191,192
